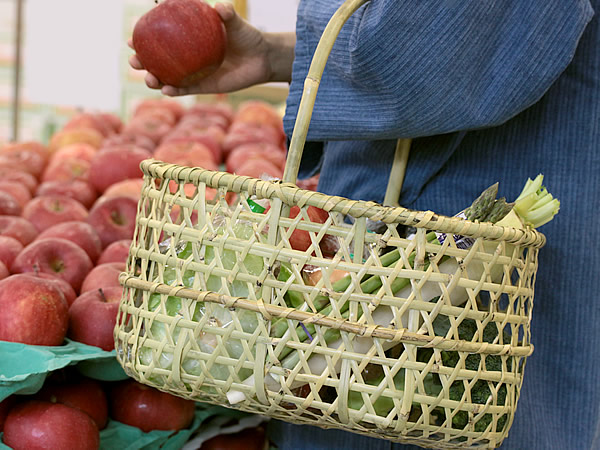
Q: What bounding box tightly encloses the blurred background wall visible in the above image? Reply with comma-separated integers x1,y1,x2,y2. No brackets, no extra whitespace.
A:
0,0,299,144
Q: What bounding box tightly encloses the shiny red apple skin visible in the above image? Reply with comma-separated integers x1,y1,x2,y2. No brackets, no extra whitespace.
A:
0,274,68,346
86,196,138,249
97,239,132,264
109,379,196,432
11,238,94,293
3,401,100,450
80,262,126,293
34,377,109,430
0,216,38,246
132,0,227,88
88,145,151,193
36,180,98,209
36,221,103,263
22,195,89,233
68,286,123,351
22,272,77,307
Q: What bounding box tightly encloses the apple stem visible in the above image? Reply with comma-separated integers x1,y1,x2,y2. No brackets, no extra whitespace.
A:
98,288,107,302
33,263,40,276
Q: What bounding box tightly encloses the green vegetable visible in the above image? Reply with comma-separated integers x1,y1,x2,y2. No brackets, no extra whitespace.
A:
431,315,511,432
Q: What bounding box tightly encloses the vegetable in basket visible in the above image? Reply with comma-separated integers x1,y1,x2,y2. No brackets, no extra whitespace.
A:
137,216,266,385
229,174,559,403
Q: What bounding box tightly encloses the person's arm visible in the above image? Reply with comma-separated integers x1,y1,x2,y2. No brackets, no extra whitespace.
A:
129,2,296,96
284,0,594,140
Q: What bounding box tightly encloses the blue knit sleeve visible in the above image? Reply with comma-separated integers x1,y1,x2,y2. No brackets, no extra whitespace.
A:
283,0,594,140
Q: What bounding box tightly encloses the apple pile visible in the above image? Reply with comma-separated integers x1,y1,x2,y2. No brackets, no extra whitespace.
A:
0,369,197,450
0,98,303,348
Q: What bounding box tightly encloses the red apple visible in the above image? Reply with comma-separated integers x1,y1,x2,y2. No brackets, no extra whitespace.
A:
35,377,109,430
102,178,144,201
134,107,177,126
98,112,124,134
0,141,49,164
134,98,185,121
154,140,218,170
0,216,38,245
11,238,94,292
0,181,32,208
0,169,38,194
22,271,77,307
88,146,151,193
36,180,98,209
234,100,283,131
42,157,91,183
63,112,114,137
162,127,224,164
132,0,227,87
0,191,21,216
109,379,196,432
0,235,23,268
3,401,99,450
0,149,46,179
37,221,103,263
226,143,286,173
0,261,8,280
68,286,123,351
222,122,285,157
0,274,68,345
0,396,17,432
97,239,132,264
81,262,126,293
51,142,98,164
102,132,156,152
87,196,138,248
234,158,283,179
187,101,234,125
265,205,332,254
178,113,229,132
122,114,174,145
48,127,104,153
22,195,89,232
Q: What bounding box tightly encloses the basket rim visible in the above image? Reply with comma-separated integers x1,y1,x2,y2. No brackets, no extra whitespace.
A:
140,159,546,249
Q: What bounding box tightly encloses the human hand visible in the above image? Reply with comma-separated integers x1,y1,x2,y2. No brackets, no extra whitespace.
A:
128,2,295,97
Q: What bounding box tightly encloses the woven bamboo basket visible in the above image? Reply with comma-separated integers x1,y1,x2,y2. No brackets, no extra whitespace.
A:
115,0,546,447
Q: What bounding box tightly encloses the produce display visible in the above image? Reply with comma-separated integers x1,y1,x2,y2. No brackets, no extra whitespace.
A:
0,97,288,449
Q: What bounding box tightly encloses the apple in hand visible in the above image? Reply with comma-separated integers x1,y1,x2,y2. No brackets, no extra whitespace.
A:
81,262,126,293
87,196,138,248
109,379,196,432
0,216,38,245
0,274,68,346
11,238,94,292
3,401,100,450
88,145,151,193
97,239,132,264
36,180,98,209
132,0,227,87
68,286,123,351
35,376,109,430
36,221,103,263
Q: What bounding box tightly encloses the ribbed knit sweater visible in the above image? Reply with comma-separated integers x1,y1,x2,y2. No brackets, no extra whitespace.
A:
271,1,600,449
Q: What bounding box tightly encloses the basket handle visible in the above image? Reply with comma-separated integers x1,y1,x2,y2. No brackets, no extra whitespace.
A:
282,0,369,185
282,0,412,207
